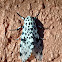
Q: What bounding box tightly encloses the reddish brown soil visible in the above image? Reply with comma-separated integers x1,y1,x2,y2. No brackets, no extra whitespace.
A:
0,0,62,62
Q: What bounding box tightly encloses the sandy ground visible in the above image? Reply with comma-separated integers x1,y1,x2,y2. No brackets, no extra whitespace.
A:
0,0,62,62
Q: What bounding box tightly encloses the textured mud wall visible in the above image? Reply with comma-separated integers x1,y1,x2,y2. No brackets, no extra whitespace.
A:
0,0,62,62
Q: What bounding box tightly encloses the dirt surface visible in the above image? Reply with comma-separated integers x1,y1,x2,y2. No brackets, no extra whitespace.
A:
0,0,62,62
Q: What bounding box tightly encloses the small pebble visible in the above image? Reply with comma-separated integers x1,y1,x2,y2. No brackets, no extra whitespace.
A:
19,0,24,3
50,25,54,29
30,10,33,16
54,53,59,58
38,2,44,10
46,0,49,1
48,58,52,61
27,3,31,11
50,52,54,58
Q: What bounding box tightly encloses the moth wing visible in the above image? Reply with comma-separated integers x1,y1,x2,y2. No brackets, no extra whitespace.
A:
32,38,43,61
20,38,34,62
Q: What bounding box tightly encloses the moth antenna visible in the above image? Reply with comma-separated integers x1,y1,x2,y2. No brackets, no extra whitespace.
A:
16,12,25,20
35,11,40,18
35,0,45,18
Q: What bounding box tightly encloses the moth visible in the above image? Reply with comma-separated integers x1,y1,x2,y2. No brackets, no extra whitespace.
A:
10,11,43,62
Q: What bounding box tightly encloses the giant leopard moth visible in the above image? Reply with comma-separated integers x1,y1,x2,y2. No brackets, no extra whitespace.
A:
10,10,43,62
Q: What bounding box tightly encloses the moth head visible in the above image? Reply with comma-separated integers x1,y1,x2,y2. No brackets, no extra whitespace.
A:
24,16,36,28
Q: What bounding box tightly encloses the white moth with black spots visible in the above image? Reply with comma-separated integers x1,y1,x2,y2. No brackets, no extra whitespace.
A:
10,12,43,62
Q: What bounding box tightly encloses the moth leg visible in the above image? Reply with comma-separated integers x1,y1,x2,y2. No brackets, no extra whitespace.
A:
9,26,22,31
15,36,21,40
40,38,45,40
16,12,25,20
17,26,22,30
38,25,49,30
37,25,42,29
39,37,45,40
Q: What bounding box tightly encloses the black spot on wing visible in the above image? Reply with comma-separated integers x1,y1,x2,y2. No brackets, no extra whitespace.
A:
31,28,33,30
40,43,42,46
30,32,32,34
35,57,36,58
24,52,27,55
28,45,30,48
31,36,33,38
26,23,27,25
22,26,24,28
20,52,22,56
28,34,29,36
31,42,34,45
27,17,28,19
26,42,28,44
34,22,35,25
21,37,26,44
36,52,38,54
28,26,29,27
31,22,32,25
21,38,26,41
20,44,22,47
29,22,30,25
34,27,36,30
35,33,37,35
33,34,34,37
25,33,27,35
23,61,25,62
27,37,28,38
22,32,24,35
25,27,27,31
36,38,39,42
29,37,30,39
40,52,42,55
